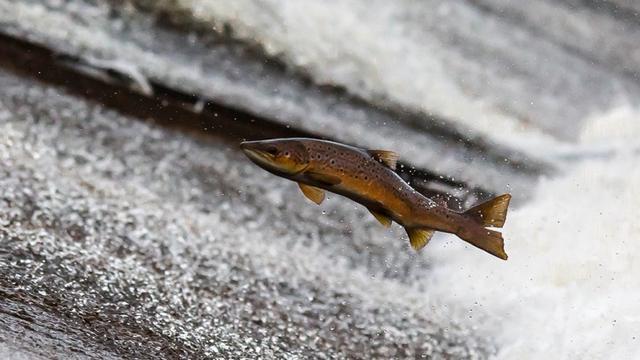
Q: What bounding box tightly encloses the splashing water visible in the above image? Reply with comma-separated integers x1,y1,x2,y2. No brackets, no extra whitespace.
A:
424,106,640,359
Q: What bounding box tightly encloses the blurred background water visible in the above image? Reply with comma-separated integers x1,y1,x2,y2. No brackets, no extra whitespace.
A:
0,0,639,358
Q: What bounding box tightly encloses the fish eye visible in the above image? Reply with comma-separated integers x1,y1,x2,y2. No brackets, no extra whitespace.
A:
284,151,290,157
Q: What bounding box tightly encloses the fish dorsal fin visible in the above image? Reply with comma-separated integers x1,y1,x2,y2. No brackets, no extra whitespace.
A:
368,150,399,170
305,171,342,186
298,183,325,205
406,227,435,251
368,208,392,228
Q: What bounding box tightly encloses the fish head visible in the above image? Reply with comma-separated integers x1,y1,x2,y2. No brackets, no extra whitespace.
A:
240,139,310,176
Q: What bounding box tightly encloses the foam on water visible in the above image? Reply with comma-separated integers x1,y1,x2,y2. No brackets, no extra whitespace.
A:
4,2,639,356
176,0,555,145
171,0,638,145
423,106,640,359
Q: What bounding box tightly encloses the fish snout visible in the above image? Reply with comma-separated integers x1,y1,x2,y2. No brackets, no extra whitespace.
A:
239,140,258,151
239,140,275,165
239,139,308,175
240,140,264,157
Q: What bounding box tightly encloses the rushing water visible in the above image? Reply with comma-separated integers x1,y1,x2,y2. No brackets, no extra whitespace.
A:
171,0,640,144
423,106,640,359
1,0,640,358
197,4,640,355
0,68,493,358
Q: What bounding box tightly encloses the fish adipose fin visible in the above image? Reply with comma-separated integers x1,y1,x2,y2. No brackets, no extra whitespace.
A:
298,183,325,204
464,194,511,228
406,227,435,251
368,209,392,227
367,150,399,170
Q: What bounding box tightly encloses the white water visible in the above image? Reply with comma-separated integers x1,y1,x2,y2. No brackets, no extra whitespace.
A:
142,2,640,354
6,1,640,356
167,0,563,147
171,0,639,147
424,106,640,359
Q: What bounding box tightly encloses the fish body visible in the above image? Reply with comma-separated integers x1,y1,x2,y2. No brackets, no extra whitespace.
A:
240,138,511,260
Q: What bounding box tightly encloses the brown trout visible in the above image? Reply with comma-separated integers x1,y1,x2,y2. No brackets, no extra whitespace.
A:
240,138,511,260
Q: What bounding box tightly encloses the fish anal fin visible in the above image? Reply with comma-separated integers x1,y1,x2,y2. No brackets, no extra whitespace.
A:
368,208,392,227
406,227,435,251
305,171,342,186
298,183,325,205
464,194,511,228
368,150,399,170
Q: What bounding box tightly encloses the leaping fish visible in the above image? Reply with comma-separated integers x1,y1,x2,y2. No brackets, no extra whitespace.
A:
240,138,511,260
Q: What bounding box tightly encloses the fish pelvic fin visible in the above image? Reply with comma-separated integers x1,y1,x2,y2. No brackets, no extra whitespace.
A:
368,208,392,227
298,183,325,204
406,227,435,251
463,194,511,228
458,228,508,260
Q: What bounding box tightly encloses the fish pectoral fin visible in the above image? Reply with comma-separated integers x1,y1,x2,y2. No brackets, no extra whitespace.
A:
367,150,399,170
305,171,342,186
368,209,392,228
406,227,435,251
298,183,325,205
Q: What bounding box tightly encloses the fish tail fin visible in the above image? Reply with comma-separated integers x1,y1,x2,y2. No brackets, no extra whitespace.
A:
463,194,511,228
458,228,508,260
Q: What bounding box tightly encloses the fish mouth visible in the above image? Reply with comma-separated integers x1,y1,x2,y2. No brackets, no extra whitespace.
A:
240,141,276,164
240,140,308,175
